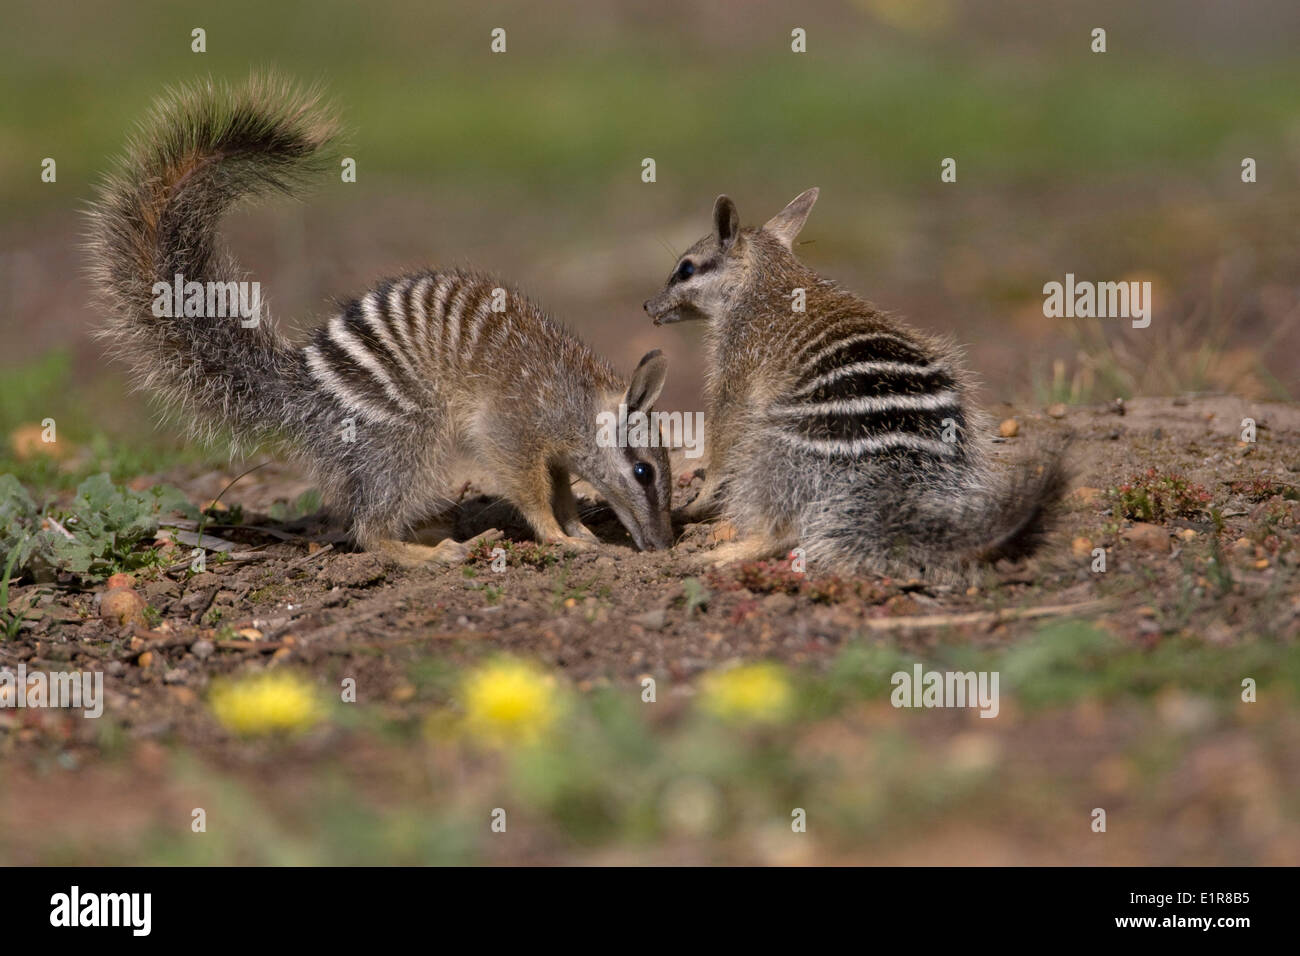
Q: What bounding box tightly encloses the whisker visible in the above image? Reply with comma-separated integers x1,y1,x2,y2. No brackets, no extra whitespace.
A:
654,235,682,266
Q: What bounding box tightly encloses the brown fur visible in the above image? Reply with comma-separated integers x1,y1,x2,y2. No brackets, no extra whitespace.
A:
646,189,1069,580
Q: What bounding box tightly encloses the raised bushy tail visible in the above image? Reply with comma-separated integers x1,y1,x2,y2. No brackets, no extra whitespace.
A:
807,438,1072,580
86,75,337,451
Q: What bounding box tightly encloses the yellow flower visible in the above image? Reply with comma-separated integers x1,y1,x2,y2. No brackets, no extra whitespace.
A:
700,663,792,725
460,659,560,746
210,671,323,736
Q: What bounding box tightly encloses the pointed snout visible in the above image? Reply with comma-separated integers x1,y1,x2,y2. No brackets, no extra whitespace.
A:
644,293,682,326
625,516,673,552
641,521,675,552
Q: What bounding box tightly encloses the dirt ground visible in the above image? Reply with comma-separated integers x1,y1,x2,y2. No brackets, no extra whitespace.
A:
1,394,1298,864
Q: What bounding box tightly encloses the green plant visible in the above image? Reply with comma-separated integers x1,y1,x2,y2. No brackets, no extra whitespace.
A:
1,539,26,639
681,577,710,616
268,489,323,522
468,538,561,570
1109,468,1212,522
1225,477,1300,502
0,472,196,582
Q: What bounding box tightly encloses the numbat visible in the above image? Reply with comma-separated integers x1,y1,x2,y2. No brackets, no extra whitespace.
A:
645,188,1068,580
88,77,673,563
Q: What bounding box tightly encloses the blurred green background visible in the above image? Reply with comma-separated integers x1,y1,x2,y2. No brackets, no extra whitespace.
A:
2,0,1298,479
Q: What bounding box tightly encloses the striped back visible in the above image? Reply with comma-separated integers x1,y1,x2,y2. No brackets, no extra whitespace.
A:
767,324,965,459
302,270,505,423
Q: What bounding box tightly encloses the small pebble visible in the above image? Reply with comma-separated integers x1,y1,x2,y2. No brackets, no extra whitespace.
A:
1069,486,1101,506
100,586,148,628
1121,523,1169,554
634,608,667,631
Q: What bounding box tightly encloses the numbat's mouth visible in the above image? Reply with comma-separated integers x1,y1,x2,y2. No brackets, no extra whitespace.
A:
645,303,703,326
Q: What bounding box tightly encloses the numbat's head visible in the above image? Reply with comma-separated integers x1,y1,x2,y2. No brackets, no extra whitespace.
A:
644,187,819,325
584,349,675,551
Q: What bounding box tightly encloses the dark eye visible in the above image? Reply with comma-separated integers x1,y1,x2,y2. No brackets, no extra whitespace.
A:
675,260,695,281
633,461,654,485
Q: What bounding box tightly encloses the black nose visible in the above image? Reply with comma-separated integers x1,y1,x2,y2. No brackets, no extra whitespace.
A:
642,300,651,313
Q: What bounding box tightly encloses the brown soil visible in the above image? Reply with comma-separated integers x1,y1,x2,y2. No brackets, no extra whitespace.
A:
2,394,1297,864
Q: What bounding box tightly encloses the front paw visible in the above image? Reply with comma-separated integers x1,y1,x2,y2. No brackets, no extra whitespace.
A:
545,533,597,553
672,506,701,525
561,521,600,543
673,501,721,525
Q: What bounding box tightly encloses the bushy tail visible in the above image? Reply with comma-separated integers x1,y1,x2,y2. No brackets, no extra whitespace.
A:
86,75,337,450
960,438,1072,565
809,438,1073,580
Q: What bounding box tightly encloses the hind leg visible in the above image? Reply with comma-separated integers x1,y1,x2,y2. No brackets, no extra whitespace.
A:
355,496,503,566
348,443,503,566
364,529,503,567
674,469,726,523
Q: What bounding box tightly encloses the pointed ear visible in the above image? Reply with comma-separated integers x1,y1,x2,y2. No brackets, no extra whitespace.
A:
713,195,740,252
762,187,819,250
624,349,668,413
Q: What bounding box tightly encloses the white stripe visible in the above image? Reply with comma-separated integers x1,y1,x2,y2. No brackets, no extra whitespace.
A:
303,345,402,425
409,276,433,356
793,360,942,396
429,276,453,324
801,331,928,372
443,286,470,359
383,284,420,368
774,429,958,458
771,390,961,417
362,290,418,381
462,292,494,357
789,322,866,363
427,276,455,358
328,314,419,413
